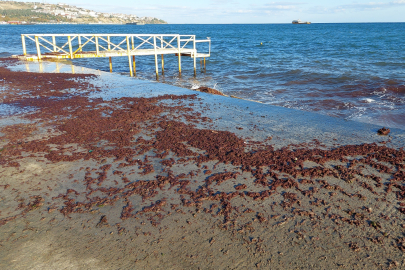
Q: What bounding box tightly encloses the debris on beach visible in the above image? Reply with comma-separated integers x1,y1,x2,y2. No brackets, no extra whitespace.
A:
378,127,391,135
96,215,109,228
196,86,225,96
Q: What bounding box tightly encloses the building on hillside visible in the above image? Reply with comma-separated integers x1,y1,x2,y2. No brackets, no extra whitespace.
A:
8,21,28,24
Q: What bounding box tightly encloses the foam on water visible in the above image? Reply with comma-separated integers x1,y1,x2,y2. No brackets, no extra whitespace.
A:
362,98,375,103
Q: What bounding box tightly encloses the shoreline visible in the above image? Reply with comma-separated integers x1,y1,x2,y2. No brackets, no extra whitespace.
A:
1,58,405,269
2,23,405,131
6,59,405,141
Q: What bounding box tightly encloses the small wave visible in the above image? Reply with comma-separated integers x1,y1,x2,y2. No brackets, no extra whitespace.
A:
374,62,404,67
0,52,12,58
362,98,375,103
287,69,302,75
346,107,366,120
343,102,356,109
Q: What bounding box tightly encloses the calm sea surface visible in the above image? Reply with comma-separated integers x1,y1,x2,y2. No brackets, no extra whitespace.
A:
1,23,405,129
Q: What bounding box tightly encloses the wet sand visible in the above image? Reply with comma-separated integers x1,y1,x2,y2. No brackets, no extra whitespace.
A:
1,58,405,269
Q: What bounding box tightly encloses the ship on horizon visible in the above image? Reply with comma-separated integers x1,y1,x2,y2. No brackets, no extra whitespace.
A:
126,22,145,25
292,19,311,24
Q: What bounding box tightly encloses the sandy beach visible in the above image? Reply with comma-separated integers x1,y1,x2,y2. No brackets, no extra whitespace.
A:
1,58,405,269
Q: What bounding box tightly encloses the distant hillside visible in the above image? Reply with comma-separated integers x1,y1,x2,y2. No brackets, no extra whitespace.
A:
0,1,167,24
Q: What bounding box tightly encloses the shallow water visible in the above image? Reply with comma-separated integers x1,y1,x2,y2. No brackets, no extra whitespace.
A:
1,23,405,129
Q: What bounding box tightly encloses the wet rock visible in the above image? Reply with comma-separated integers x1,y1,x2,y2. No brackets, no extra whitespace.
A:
377,127,390,135
196,86,225,96
96,215,109,228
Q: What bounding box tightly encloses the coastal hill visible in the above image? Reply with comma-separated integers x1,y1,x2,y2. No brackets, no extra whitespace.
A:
0,1,167,24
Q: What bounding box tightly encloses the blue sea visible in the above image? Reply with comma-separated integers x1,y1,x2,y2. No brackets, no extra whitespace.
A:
1,23,405,129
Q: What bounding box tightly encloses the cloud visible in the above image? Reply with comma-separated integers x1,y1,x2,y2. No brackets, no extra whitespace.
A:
310,0,405,14
343,1,405,10
210,0,239,5
263,4,298,10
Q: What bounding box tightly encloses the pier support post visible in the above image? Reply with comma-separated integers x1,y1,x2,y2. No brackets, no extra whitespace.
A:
78,35,82,52
160,36,164,75
132,56,136,76
153,36,159,80
52,36,56,52
35,36,41,61
21,35,27,56
108,36,112,73
127,54,133,77
68,36,73,59
95,36,99,56
131,36,136,76
193,35,197,77
177,36,182,75
161,54,164,74
193,56,197,76
126,36,133,77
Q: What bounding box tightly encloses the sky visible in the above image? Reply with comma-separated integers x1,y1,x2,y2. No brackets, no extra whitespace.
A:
36,0,405,24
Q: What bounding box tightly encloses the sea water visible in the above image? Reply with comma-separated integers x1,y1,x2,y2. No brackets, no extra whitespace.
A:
1,23,404,129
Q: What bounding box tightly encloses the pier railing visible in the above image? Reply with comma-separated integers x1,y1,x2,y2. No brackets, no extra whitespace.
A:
20,34,211,78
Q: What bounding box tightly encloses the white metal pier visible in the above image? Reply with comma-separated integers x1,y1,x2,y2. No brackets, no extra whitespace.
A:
19,34,211,78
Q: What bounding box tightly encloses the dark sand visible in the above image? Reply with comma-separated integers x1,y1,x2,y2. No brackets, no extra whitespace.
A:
1,58,405,269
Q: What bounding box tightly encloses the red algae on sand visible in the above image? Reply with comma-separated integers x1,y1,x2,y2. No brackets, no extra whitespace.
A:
1,59,405,255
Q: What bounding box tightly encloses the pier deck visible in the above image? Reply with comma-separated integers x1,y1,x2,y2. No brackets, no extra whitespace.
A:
18,34,211,78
